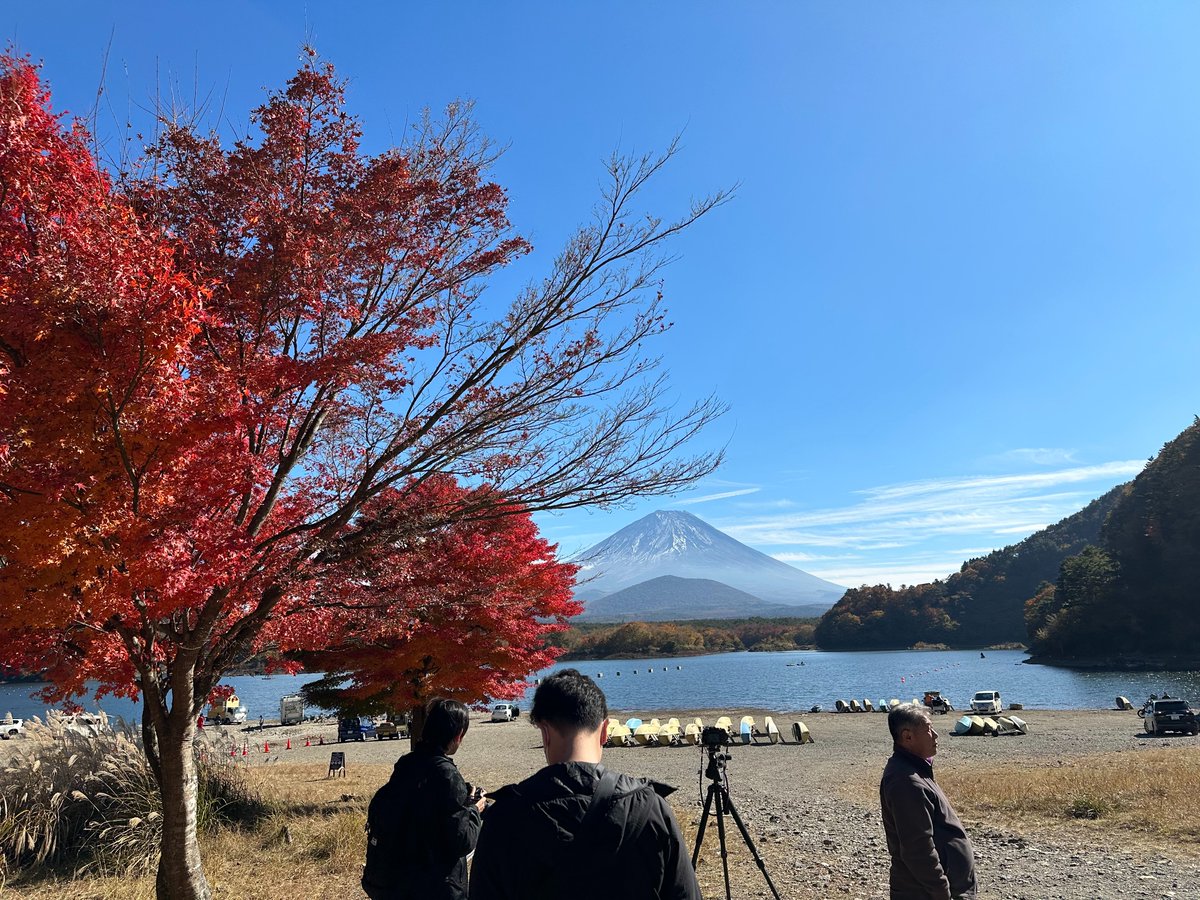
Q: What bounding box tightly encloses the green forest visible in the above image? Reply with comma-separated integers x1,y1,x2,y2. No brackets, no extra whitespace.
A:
552,618,816,659
812,484,1125,650
1026,419,1200,665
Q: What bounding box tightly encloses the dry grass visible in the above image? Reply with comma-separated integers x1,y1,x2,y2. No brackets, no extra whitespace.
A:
940,746,1200,843
0,762,385,899
9,749,1200,897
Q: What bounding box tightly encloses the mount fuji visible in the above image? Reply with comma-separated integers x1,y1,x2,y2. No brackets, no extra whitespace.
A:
572,510,845,619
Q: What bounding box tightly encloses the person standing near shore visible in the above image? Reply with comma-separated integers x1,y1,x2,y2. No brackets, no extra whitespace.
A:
469,669,700,900
362,698,487,900
879,703,977,900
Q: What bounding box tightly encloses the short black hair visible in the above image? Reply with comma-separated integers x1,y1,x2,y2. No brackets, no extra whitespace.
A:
887,703,931,744
530,669,607,732
421,698,470,751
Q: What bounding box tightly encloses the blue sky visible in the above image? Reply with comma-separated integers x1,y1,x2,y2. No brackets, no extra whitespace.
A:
8,4,1196,588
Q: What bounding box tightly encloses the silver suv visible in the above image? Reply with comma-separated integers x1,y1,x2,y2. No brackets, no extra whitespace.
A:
0,718,24,739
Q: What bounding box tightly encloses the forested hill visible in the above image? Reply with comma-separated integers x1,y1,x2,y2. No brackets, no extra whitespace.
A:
1027,420,1200,666
813,483,1127,650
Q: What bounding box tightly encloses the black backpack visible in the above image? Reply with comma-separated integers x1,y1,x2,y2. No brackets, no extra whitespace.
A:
363,776,411,891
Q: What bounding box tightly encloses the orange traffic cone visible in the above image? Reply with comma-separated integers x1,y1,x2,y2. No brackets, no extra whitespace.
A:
230,745,236,757
285,738,291,750
242,744,248,756
264,741,270,753
305,736,311,747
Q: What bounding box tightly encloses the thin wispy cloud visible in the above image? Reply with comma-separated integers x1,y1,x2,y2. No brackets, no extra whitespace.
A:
857,461,1141,503
717,458,1144,587
982,447,1078,467
808,561,969,588
673,487,761,506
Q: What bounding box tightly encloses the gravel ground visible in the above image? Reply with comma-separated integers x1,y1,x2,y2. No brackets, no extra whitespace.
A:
207,707,1200,899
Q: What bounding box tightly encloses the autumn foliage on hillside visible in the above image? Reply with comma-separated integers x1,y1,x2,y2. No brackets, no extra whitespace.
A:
554,618,815,658
814,485,1125,650
1027,419,1200,663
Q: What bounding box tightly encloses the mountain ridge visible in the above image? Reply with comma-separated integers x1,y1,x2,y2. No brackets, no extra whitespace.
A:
580,574,825,621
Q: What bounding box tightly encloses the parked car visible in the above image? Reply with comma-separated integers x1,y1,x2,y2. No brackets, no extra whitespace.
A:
0,718,23,739
1141,699,1199,736
338,717,377,742
970,690,1002,714
375,719,407,740
491,703,520,722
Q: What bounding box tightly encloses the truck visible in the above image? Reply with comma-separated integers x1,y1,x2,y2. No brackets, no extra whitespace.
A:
279,694,305,726
207,694,247,726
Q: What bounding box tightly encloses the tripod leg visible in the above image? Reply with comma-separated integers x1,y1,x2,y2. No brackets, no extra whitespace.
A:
714,788,733,900
690,783,716,869
720,790,784,900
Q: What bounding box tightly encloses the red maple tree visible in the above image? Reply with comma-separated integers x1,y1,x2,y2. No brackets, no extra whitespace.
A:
0,51,725,900
294,476,580,722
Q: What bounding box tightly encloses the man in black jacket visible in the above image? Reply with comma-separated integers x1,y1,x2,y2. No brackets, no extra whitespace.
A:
880,703,977,900
363,699,487,900
469,669,700,900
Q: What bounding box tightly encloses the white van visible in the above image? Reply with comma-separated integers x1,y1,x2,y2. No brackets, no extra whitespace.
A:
970,690,1002,714
490,703,519,722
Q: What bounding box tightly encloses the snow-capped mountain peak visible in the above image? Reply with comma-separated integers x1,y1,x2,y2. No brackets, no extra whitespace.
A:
572,510,844,615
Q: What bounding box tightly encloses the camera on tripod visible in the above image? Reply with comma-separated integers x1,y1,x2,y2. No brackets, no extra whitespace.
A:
691,723,781,899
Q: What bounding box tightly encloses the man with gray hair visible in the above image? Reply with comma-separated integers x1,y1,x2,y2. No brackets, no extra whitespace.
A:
879,703,977,899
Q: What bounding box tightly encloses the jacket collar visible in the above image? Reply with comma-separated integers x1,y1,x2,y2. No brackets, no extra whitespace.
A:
892,745,935,777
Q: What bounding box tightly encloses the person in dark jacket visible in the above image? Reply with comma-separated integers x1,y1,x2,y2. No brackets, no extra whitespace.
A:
880,703,977,900
469,669,700,900
362,698,487,900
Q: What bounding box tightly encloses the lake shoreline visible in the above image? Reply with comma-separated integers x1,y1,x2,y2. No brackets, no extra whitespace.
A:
1026,653,1200,671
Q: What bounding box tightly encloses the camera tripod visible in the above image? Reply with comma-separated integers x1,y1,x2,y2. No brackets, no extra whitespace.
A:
690,744,783,900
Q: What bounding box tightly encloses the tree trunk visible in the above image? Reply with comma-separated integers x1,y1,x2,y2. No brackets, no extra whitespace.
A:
152,701,211,899
155,719,210,900
407,703,427,750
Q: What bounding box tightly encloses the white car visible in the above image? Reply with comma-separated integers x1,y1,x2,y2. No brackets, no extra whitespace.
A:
970,690,1002,714
490,703,520,722
0,718,23,739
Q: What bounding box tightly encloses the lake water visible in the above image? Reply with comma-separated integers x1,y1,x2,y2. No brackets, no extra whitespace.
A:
3,650,1197,722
